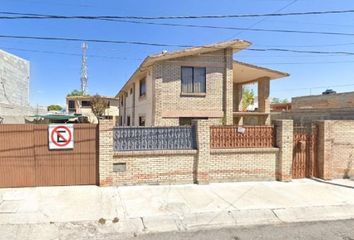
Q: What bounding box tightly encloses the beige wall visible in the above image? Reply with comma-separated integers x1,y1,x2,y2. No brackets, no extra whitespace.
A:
292,92,354,110
118,69,154,126
209,149,278,182
99,119,293,186
317,120,354,179
134,68,154,126
119,50,229,126
67,98,119,124
152,50,228,126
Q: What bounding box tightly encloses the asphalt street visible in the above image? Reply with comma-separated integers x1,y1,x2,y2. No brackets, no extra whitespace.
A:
116,219,354,240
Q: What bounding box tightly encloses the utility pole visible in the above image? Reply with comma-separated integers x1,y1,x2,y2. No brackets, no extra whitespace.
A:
80,42,88,95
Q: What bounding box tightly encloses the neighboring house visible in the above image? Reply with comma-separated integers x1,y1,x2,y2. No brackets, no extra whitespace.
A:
271,90,354,124
271,103,291,112
116,40,289,127
0,49,47,123
66,95,119,123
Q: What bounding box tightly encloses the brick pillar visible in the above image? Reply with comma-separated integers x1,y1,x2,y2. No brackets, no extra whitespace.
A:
273,119,293,181
224,48,233,125
152,63,163,126
99,119,115,186
258,77,271,125
193,120,211,184
317,121,333,180
233,83,243,125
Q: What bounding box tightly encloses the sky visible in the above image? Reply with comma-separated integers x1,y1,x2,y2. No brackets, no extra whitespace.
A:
1,0,354,106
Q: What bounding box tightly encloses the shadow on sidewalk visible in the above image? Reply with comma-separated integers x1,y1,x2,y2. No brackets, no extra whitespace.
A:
310,178,354,190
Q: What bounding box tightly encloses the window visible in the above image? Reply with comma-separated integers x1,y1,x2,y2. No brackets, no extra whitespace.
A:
139,116,146,126
127,116,131,126
139,78,146,97
81,100,91,108
68,100,75,109
130,88,133,95
120,97,124,106
179,117,208,126
181,67,206,93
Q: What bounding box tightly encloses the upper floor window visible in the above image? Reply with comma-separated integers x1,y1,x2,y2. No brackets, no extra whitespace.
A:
81,100,91,108
181,67,206,94
68,100,75,109
139,78,146,97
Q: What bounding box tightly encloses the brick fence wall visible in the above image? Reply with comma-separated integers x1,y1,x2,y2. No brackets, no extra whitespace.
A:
317,120,354,180
99,119,293,186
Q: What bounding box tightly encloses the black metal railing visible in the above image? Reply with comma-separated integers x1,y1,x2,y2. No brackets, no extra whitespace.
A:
113,126,197,151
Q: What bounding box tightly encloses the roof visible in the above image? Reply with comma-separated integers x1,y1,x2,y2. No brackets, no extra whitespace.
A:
233,61,289,84
116,39,252,96
30,114,80,120
66,95,118,101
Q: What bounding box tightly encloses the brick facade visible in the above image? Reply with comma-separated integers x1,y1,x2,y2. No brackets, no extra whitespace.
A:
273,120,293,181
99,119,293,186
153,50,227,126
317,120,354,179
292,91,354,110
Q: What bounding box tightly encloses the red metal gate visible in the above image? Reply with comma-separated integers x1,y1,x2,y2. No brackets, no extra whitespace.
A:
292,124,318,179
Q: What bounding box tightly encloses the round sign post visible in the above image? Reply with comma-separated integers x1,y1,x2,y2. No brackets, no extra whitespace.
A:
48,124,74,150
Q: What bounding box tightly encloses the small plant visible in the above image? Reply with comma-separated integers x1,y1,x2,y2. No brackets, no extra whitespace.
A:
242,87,255,111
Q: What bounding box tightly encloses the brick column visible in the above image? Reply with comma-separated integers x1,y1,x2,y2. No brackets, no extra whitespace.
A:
258,77,271,125
273,119,293,181
99,119,114,186
193,120,211,184
317,121,333,180
152,63,163,126
224,48,234,125
233,83,243,125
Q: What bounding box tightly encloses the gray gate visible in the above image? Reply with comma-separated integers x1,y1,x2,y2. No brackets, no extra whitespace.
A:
114,126,197,151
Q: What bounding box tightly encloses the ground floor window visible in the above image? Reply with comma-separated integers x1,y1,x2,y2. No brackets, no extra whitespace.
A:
139,116,146,126
179,117,208,126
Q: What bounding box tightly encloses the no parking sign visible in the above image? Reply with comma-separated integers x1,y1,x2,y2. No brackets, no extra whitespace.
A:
48,124,74,150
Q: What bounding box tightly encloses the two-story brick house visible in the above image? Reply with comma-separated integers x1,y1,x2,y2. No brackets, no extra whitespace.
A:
117,40,289,126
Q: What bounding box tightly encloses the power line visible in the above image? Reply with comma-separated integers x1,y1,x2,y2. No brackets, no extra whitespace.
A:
1,9,354,20
2,35,354,56
230,0,298,38
2,46,354,66
252,60,354,65
2,14,354,38
272,83,354,92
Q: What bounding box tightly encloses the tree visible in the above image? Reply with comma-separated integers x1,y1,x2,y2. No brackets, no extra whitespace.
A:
242,88,255,111
47,104,63,111
67,89,85,97
272,97,289,104
90,94,109,122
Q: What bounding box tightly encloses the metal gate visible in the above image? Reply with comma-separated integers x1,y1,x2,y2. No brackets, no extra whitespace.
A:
0,124,98,188
292,124,318,179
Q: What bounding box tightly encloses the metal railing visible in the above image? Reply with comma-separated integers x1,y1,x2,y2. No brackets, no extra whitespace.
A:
113,126,197,151
210,125,275,149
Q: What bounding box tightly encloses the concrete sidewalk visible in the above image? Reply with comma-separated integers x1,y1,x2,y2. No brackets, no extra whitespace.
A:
0,179,354,239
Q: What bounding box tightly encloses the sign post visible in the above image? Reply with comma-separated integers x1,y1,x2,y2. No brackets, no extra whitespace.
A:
48,124,74,150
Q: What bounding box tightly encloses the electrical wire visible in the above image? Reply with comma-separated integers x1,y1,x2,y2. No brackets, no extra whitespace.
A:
2,35,354,56
1,9,354,20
